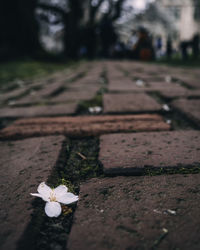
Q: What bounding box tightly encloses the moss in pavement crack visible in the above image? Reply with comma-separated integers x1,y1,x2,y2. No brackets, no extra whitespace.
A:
17,137,103,250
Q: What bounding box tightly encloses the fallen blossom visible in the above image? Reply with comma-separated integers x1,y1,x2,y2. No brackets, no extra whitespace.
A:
153,209,162,214
165,76,171,83
166,119,171,124
165,209,176,215
135,79,145,87
162,104,170,112
162,228,168,233
8,100,16,106
88,106,102,114
31,182,78,217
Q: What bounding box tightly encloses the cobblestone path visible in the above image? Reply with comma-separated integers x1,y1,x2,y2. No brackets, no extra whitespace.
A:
0,61,200,250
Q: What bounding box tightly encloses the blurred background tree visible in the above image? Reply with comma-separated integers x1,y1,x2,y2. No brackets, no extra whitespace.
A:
0,0,199,62
0,0,126,60
0,0,41,60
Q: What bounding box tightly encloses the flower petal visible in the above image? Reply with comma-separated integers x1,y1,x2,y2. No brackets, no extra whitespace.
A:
45,202,62,217
30,193,43,198
57,192,79,205
54,185,68,198
37,182,52,202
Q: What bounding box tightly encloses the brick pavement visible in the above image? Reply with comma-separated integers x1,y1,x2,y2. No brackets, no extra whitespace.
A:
0,61,200,250
103,93,162,113
0,114,169,139
171,99,200,127
99,131,200,174
68,175,200,250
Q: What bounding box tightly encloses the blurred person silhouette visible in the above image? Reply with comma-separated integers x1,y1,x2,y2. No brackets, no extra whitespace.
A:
133,27,154,61
99,16,117,58
192,33,200,59
180,41,189,60
155,36,162,59
166,36,173,59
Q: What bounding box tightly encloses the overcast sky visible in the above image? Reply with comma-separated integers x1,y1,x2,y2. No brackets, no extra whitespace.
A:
127,0,155,11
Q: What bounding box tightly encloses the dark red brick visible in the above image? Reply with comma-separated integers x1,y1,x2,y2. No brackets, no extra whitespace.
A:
99,131,200,174
0,114,170,139
67,175,200,250
0,103,78,118
103,93,161,113
171,99,200,126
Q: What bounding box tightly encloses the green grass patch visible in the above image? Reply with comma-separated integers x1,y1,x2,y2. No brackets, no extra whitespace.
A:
0,59,77,89
155,56,200,68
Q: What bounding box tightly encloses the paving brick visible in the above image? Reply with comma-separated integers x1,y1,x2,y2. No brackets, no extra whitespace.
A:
0,103,78,118
108,79,142,92
99,131,200,174
148,81,185,90
103,93,162,113
67,175,200,250
0,136,65,250
0,86,30,104
173,75,200,88
11,80,71,106
158,89,200,99
171,99,200,126
0,114,170,139
50,89,97,103
108,79,185,93
70,82,101,92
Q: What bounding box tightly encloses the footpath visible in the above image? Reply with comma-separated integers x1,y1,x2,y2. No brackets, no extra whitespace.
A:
0,60,200,250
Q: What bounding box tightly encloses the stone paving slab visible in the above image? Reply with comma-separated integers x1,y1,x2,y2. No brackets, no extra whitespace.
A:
0,135,65,250
0,103,78,118
171,99,200,126
99,131,200,174
67,174,200,250
103,93,162,113
0,114,170,139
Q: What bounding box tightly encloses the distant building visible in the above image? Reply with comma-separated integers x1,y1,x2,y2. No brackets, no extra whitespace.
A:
158,0,200,41
116,0,200,52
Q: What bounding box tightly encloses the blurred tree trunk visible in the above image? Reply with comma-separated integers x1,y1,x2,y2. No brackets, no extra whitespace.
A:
35,0,125,59
64,0,84,58
0,0,41,59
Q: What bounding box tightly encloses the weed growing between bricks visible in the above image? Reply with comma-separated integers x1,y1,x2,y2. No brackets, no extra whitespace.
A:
0,118,16,130
76,69,108,115
144,165,200,176
17,137,103,250
164,110,200,130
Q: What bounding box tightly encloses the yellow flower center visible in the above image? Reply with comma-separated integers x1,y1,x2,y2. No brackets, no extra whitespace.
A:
49,190,57,202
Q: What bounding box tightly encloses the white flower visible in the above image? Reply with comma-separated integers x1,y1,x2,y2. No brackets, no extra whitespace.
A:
30,182,78,217
135,79,145,87
165,76,171,83
162,104,170,112
166,119,171,124
88,106,102,114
